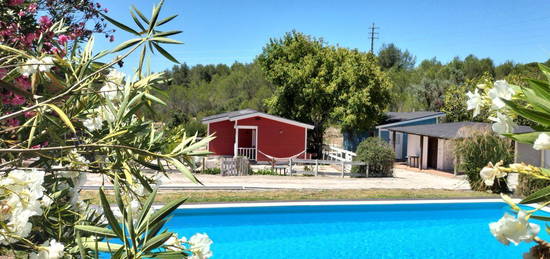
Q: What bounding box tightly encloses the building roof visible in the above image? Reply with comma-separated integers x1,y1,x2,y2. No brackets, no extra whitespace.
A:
202,109,258,122
513,125,535,134
387,122,492,139
201,109,314,129
376,111,446,128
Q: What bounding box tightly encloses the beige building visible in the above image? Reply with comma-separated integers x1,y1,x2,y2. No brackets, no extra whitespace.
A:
514,126,548,168
387,122,491,173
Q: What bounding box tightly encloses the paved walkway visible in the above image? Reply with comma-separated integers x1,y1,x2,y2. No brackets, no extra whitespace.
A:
83,168,471,190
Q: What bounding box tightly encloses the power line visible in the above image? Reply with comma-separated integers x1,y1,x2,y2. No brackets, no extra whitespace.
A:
369,22,379,53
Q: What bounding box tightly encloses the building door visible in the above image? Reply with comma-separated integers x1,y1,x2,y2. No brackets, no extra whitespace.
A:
427,137,438,169
395,133,403,159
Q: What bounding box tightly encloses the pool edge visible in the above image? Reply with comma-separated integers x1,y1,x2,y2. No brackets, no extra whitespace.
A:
167,198,511,209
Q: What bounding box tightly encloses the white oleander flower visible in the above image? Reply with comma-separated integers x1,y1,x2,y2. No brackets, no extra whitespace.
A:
466,89,483,117
488,80,514,110
533,133,550,150
38,57,55,73
189,233,213,258
129,199,140,214
489,211,540,246
164,233,183,251
30,239,65,259
82,116,104,132
41,195,53,207
480,161,507,186
100,82,123,101
68,150,90,170
107,69,126,83
18,57,55,76
100,70,125,102
0,169,46,245
99,106,116,123
489,112,516,135
19,58,40,76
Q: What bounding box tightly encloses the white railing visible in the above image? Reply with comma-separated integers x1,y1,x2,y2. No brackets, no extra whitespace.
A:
237,147,257,160
323,145,356,162
322,145,356,171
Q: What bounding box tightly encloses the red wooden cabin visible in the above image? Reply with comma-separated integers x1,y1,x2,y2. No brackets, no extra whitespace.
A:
202,109,314,161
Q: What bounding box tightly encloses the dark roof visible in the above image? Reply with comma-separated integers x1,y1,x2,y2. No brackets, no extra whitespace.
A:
378,111,446,127
514,125,535,134
387,122,492,139
202,109,257,122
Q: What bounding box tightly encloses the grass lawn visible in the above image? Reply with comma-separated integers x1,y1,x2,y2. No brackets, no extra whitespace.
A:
81,189,498,204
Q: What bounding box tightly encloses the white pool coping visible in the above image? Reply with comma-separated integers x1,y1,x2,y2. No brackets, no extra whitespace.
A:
173,198,514,209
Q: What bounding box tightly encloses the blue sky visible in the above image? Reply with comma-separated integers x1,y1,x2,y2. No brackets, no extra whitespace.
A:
94,0,550,74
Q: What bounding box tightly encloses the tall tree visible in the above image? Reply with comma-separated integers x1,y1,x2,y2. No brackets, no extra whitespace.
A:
377,43,416,71
258,31,392,157
377,43,417,111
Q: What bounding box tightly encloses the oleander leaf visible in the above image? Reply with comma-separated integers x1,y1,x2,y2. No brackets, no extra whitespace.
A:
520,185,550,204
100,13,140,35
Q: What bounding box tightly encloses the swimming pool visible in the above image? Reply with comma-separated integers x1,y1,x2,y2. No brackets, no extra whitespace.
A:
166,200,549,259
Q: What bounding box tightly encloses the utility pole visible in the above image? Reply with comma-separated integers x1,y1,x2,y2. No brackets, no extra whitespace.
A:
368,22,379,53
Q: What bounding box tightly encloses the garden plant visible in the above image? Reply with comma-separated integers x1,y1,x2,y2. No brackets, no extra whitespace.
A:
351,137,394,177
0,0,213,258
467,64,550,257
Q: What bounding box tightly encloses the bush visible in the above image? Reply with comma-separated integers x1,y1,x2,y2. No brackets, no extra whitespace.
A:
454,130,513,193
516,174,550,197
199,168,221,175
351,137,395,177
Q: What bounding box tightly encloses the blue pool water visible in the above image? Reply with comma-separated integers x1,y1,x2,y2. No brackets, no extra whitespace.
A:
166,202,550,259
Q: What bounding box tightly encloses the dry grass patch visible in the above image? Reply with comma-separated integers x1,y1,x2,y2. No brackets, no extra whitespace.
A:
80,189,497,204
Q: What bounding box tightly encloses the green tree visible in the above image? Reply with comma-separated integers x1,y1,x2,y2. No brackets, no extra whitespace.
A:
377,43,418,111
495,61,515,79
258,31,392,156
377,43,416,71
441,74,493,123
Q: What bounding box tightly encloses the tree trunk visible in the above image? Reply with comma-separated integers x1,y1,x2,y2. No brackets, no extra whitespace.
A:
309,123,325,159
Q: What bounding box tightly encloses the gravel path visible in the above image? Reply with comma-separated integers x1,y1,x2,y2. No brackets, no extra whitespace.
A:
83,168,471,190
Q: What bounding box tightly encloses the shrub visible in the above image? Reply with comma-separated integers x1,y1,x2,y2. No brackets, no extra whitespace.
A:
351,137,395,177
515,174,550,197
454,130,513,193
199,168,221,175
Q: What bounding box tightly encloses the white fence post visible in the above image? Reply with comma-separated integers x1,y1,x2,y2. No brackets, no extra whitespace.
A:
315,159,319,176
289,158,293,176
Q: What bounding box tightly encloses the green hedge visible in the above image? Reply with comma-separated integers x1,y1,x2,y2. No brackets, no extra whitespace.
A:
351,137,395,177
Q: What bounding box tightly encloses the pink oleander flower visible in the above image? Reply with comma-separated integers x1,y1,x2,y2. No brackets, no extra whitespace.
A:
27,3,37,13
103,8,109,13
24,111,36,118
8,0,24,6
6,118,20,127
109,35,115,42
18,10,26,17
58,34,69,45
39,16,52,26
24,32,37,45
15,77,31,90
2,98,11,105
11,94,26,105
